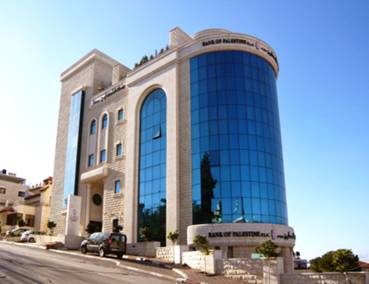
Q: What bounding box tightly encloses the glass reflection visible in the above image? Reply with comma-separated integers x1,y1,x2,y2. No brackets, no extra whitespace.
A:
191,51,288,225
63,90,84,208
137,89,166,245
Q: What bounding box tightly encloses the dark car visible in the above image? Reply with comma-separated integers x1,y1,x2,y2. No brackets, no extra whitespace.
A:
80,232,127,259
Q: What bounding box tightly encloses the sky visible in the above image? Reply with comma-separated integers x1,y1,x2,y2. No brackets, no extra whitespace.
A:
0,0,368,261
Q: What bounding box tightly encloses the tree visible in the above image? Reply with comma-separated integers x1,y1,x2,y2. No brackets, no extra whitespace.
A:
255,240,278,258
18,219,26,227
309,256,323,272
167,230,179,245
193,235,210,255
255,240,279,284
200,153,217,223
309,249,359,272
138,226,151,241
333,249,359,272
47,220,57,235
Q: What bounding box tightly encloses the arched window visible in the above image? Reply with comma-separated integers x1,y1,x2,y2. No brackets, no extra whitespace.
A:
101,114,108,129
90,119,96,135
137,88,166,245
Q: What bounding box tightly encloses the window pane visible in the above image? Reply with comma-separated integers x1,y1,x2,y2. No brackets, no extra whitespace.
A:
114,180,121,193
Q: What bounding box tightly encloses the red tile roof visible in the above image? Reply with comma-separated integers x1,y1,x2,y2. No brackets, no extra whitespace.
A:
0,207,15,213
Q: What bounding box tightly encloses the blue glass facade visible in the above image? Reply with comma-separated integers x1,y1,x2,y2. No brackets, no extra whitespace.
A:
63,90,84,208
190,51,288,225
138,89,166,244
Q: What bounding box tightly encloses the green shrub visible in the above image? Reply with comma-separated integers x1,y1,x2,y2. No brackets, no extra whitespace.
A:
167,230,179,245
193,235,210,255
255,240,278,258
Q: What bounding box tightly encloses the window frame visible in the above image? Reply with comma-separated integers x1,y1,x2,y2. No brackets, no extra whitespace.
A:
88,153,95,167
99,149,106,163
116,142,123,157
101,113,108,129
117,108,125,121
90,119,97,135
114,179,121,194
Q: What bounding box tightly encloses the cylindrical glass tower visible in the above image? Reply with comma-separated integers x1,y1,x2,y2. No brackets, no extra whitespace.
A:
191,50,287,226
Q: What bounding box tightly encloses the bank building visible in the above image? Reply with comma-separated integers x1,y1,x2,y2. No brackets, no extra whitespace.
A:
50,27,295,270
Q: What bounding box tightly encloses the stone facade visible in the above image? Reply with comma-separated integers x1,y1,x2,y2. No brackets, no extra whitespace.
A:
0,172,28,210
281,272,369,284
50,27,291,255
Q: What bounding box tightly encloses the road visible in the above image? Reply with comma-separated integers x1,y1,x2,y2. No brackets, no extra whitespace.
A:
0,242,173,284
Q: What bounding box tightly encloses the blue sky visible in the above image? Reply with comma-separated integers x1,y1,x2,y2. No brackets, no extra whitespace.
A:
0,1,368,261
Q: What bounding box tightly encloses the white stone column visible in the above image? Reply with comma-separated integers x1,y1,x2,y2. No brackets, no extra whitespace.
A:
165,65,180,245
85,184,91,229
65,195,83,249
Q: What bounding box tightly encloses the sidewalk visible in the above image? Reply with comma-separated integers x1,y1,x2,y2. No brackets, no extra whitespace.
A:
0,240,242,284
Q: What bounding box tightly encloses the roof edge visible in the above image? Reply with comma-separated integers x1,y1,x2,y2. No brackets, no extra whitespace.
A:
60,49,124,81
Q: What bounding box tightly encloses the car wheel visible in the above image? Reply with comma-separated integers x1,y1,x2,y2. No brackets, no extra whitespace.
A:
117,253,123,259
99,247,106,257
81,245,87,254
28,237,35,243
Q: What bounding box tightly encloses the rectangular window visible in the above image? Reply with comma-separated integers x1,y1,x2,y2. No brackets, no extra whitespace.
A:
118,109,124,121
116,143,123,156
114,180,121,194
100,149,106,163
18,191,25,197
25,214,35,227
63,90,84,208
88,154,95,167
0,188,5,194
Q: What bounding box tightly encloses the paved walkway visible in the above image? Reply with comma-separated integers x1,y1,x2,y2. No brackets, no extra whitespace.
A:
177,267,244,284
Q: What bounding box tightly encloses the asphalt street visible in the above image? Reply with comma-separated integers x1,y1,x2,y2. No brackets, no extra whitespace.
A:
0,242,173,284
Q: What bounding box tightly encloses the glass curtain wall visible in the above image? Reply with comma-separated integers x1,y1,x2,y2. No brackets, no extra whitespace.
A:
190,51,288,225
63,90,85,207
137,88,166,244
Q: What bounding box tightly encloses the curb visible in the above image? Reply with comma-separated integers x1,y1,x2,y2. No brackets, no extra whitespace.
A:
0,241,179,282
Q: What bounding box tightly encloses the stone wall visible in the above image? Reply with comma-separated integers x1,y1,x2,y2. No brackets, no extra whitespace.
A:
182,251,206,271
156,246,175,262
182,250,222,275
217,258,263,283
126,241,160,257
281,272,369,284
156,245,189,264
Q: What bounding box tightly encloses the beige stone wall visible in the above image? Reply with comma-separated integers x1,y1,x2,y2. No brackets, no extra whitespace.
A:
126,241,161,257
0,179,28,210
177,59,193,244
281,272,369,284
50,61,95,235
124,50,180,244
218,258,263,283
50,51,121,235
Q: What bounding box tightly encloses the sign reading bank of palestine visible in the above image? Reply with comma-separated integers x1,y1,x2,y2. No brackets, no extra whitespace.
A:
208,230,296,241
202,38,278,67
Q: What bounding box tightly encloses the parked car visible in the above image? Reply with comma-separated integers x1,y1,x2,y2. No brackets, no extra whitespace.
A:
80,232,127,259
5,227,32,238
20,230,46,242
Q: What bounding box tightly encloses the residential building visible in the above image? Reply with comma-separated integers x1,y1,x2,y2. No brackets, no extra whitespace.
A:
0,169,28,211
0,174,52,233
